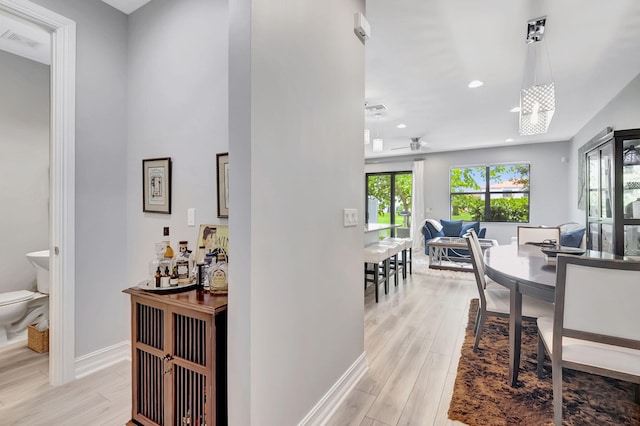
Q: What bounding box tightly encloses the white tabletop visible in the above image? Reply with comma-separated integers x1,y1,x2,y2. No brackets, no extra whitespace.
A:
364,223,401,233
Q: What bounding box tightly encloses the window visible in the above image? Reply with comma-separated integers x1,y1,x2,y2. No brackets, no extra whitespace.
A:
450,164,530,223
366,171,412,238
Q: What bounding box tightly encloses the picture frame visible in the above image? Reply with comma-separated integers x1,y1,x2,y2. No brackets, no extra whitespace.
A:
142,157,172,214
217,152,229,218
197,224,229,261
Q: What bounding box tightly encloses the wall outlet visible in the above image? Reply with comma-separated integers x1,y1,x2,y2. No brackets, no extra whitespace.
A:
187,208,195,226
343,208,358,227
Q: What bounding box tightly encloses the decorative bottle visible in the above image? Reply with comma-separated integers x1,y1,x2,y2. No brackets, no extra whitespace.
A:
163,227,175,259
209,253,228,294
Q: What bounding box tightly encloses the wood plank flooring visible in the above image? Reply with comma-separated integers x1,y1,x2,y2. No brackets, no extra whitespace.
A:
0,343,130,425
327,257,474,426
0,254,473,426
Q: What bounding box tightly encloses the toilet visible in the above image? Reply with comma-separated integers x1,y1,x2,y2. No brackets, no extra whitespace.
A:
0,251,50,348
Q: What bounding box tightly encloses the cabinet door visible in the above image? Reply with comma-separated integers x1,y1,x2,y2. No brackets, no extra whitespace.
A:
168,306,215,426
132,298,168,425
621,137,640,256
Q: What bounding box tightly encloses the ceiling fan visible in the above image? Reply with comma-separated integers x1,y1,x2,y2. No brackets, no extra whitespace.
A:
391,137,431,152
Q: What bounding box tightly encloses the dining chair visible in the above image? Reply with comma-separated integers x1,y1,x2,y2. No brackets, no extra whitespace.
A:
536,255,640,426
517,226,561,246
465,231,554,352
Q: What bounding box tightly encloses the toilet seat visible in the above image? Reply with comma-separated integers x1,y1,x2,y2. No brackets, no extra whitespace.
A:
0,290,34,307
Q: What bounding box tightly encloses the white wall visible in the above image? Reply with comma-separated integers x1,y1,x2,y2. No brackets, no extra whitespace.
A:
568,73,640,223
0,50,49,293
126,0,229,284
229,0,366,424
366,141,572,245
32,0,129,357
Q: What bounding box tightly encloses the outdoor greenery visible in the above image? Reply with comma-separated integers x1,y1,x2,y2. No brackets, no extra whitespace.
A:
367,173,412,216
450,164,530,223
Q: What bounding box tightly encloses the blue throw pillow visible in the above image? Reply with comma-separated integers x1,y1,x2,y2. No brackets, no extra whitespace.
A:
440,219,462,237
560,228,585,248
460,221,480,237
424,222,444,240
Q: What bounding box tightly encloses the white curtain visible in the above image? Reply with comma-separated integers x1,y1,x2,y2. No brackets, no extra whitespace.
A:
410,160,425,250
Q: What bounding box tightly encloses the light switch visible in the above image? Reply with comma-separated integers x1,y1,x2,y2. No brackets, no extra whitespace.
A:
187,208,195,226
343,208,358,227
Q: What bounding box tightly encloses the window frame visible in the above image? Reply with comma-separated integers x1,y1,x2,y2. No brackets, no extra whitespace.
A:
449,163,531,223
365,171,412,237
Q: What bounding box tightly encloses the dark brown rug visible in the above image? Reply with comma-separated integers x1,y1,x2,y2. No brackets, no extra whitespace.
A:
448,299,640,425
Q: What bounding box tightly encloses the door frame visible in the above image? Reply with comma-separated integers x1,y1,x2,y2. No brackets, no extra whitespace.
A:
0,0,76,385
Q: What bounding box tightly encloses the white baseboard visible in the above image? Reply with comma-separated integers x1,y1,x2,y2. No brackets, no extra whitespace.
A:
298,352,368,426
74,340,131,379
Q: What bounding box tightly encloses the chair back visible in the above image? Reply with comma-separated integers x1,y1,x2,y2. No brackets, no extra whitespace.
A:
517,226,560,246
465,230,488,301
555,256,640,350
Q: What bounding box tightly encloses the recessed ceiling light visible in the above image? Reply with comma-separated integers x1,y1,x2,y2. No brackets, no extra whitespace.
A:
396,123,407,129
505,138,514,142
510,106,521,112
468,80,484,88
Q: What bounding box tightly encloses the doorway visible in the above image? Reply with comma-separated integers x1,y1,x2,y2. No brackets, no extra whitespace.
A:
366,171,413,239
0,0,76,385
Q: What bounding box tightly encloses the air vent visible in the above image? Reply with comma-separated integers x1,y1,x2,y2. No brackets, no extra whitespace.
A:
365,103,389,113
1,30,40,48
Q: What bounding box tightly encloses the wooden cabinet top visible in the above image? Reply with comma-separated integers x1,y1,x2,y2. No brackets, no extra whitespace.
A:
124,286,228,315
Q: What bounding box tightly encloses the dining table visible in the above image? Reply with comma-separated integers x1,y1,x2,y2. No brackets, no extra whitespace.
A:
483,244,621,387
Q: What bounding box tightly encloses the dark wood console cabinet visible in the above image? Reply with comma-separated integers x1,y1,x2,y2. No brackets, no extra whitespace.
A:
124,287,228,426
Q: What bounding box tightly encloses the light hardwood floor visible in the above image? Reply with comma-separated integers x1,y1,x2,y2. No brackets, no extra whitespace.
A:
326,259,474,426
0,255,473,426
0,343,130,425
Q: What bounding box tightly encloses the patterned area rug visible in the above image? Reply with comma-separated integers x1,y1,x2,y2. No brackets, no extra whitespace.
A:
448,299,640,425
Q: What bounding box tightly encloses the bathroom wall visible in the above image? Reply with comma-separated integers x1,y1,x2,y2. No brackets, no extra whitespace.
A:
0,50,49,293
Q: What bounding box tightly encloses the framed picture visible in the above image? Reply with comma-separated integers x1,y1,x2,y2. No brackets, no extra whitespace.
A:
197,224,229,261
217,152,229,218
142,157,172,214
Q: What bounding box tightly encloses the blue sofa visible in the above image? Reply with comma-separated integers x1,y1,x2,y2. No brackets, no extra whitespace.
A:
422,219,486,256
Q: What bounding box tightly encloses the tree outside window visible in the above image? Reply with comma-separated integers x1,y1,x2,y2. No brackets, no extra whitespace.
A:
450,164,530,222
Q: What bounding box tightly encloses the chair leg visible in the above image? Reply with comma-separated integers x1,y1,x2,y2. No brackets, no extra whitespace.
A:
373,263,379,303
407,247,412,275
552,356,563,426
473,307,481,335
473,310,487,352
537,330,545,379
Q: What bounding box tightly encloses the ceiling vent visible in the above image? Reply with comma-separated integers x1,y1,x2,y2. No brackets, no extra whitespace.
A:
365,103,389,114
1,30,40,48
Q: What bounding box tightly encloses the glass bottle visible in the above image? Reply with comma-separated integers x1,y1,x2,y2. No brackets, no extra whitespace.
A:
163,226,174,259
210,253,228,294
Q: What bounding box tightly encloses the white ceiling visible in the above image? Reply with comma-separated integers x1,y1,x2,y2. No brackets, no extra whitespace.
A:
101,0,153,15
364,0,640,159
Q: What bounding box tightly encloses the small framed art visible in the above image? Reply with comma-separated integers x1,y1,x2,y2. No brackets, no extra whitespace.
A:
142,157,172,214
217,152,229,218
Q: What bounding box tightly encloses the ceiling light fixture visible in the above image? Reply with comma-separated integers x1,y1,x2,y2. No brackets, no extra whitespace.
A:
519,16,555,136
505,138,514,142
468,80,484,88
372,113,383,152
396,123,406,129
510,107,521,113
372,138,383,152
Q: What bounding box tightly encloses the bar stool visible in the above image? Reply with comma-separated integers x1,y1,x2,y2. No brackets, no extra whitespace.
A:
378,239,403,287
364,244,389,303
382,237,412,279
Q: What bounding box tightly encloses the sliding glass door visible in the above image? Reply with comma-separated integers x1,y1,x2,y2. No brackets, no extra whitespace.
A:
366,171,412,239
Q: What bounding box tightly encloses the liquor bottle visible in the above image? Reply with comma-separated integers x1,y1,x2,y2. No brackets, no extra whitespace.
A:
163,227,175,259
210,253,228,294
